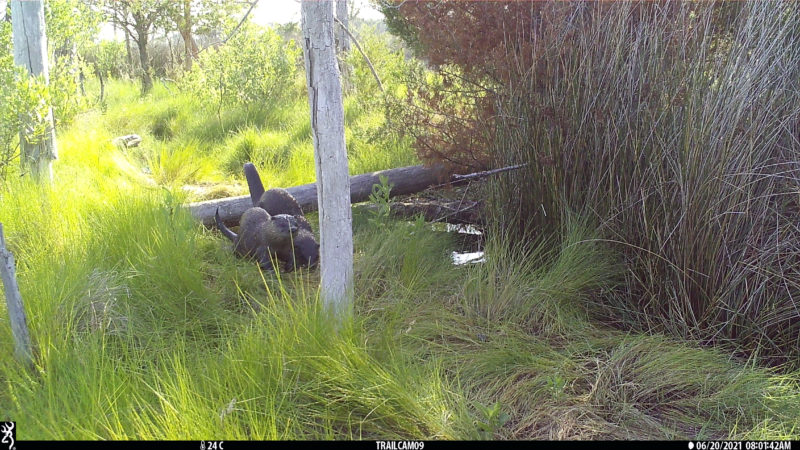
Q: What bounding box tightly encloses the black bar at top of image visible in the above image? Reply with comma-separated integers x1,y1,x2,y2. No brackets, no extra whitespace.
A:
16,441,799,450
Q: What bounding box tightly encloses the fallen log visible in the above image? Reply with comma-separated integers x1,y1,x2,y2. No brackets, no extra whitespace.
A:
188,162,523,227
190,164,448,227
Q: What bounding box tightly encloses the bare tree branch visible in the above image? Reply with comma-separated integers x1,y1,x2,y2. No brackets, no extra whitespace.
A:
334,16,384,94
198,0,259,53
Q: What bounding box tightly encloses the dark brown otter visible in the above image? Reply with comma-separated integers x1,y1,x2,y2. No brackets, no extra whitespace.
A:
243,163,320,269
215,207,299,271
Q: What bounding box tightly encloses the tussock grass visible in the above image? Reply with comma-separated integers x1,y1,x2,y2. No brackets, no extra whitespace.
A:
489,0,800,368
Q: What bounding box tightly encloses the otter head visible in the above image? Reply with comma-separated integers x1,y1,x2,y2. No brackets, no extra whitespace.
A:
271,214,299,236
297,238,320,268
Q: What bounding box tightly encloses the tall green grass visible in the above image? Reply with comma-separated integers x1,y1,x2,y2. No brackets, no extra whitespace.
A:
0,116,461,438
489,0,800,368
2,164,799,438
1,17,799,439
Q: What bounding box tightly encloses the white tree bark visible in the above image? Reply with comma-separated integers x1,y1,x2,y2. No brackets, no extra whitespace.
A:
335,0,350,54
301,0,353,322
335,0,352,91
0,224,33,365
11,0,57,182
1,1,7,21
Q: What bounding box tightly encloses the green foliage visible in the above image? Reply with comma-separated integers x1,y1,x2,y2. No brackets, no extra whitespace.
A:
181,25,300,117
339,22,423,171
45,0,102,57
7,17,797,440
48,55,85,127
343,22,413,101
146,141,216,186
165,0,244,42
82,40,128,79
45,0,102,125
221,127,293,176
0,22,51,179
366,174,393,228
474,402,510,439
0,106,799,439
0,0,100,179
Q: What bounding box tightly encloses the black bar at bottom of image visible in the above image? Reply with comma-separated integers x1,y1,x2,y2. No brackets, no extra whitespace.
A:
14,441,798,450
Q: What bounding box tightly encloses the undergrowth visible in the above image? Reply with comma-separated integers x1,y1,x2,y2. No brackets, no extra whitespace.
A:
3,167,798,438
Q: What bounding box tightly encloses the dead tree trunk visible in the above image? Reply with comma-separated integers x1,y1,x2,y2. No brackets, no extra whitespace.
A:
11,0,57,182
189,163,528,228
0,224,33,365
302,0,353,321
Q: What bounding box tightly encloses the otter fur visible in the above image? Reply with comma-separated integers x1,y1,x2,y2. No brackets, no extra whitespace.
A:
258,188,312,233
215,207,299,271
243,163,320,268
244,163,312,233
290,230,320,269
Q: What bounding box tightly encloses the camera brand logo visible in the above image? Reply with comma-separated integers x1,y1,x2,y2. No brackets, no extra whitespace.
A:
0,422,15,450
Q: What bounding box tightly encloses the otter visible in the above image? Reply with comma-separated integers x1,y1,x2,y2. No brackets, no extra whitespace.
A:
258,188,313,233
215,207,299,271
244,163,312,233
243,163,320,268
290,230,320,269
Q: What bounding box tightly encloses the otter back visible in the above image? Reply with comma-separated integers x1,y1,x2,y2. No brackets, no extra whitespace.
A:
243,164,318,268
258,188,304,216
220,207,299,271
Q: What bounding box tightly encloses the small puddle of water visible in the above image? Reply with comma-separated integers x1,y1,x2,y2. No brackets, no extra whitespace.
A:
451,251,486,265
428,222,486,265
444,223,485,265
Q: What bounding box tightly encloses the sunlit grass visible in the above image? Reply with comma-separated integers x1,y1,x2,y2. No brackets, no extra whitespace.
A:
84,76,417,199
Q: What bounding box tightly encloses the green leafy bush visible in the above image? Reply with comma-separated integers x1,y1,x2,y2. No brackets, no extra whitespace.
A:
45,0,101,125
181,25,300,116
82,40,129,80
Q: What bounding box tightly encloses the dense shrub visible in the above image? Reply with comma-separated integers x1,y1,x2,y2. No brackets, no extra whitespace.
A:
0,0,99,179
82,40,129,80
180,25,300,116
385,0,800,367
45,0,101,126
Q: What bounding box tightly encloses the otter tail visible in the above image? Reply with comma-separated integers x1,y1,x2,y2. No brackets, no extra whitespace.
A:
214,208,238,243
244,162,265,207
